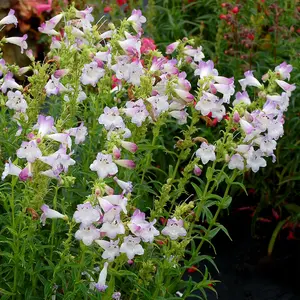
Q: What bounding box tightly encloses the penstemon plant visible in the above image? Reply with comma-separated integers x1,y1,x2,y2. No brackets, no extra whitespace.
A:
0,5,296,300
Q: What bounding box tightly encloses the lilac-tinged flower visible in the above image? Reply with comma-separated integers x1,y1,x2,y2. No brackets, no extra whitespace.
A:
150,57,167,72
100,219,125,239
275,62,293,81
195,142,216,165
166,41,180,54
123,99,149,127
228,154,244,170
65,123,88,144
112,146,121,159
239,119,255,135
100,30,113,39
39,148,75,173
120,141,138,153
47,133,72,150
40,204,67,226
113,176,133,194
40,169,61,180
128,209,159,242
127,61,144,86
45,75,68,96
73,202,100,226
38,22,59,36
169,110,188,125
95,239,120,261
267,118,284,140
75,224,100,245
0,58,7,77
238,70,262,91
174,89,194,103
90,153,118,178
112,292,122,300
6,90,27,112
119,235,144,259
259,137,277,155
233,91,251,106
211,82,235,104
194,60,218,78
1,72,22,93
162,59,178,74
246,148,267,173
0,9,18,27
33,115,56,137
2,158,21,180
183,46,205,62
147,95,169,117
127,9,146,32
266,93,289,112
95,262,108,292
26,49,34,61
275,80,296,96
161,218,187,240
193,165,202,176
19,167,31,181
16,140,42,163
80,61,105,87
99,194,128,214
233,111,240,123
115,159,136,169
119,36,141,57
5,34,28,53
98,107,125,130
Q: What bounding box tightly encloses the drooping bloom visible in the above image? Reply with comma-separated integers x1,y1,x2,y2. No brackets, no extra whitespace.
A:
80,61,105,87
16,140,42,163
95,262,108,292
228,154,245,170
275,62,293,81
232,91,251,106
161,218,187,240
75,224,100,245
98,107,125,130
119,235,144,259
123,99,149,127
90,153,118,178
65,123,88,144
45,75,68,96
95,239,120,261
5,34,28,53
1,158,22,180
40,204,67,226
113,176,133,194
1,72,22,93
166,41,180,54
246,148,267,173
127,9,146,32
238,70,262,91
47,133,72,150
6,91,27,112
33,115,56,137
73,202,100,226
0,9,18,27
195,142,216,165
128,209,159,242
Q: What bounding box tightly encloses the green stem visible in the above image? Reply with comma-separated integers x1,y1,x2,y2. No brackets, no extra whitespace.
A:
50,186,59,261
195,171,236,254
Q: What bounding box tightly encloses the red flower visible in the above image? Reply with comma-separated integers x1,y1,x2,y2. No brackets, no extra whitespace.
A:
117,0,127,6
247,33,255,40
287,231,296,240
187,266,197,273
232,6,239,14
141,38,156,54
104,6,112,13
219,14,227,20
